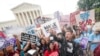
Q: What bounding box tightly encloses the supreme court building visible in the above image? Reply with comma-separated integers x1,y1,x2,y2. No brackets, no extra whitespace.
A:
12,3,42,27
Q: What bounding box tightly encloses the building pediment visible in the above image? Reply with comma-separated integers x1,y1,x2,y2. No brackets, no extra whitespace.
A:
12,3,40,12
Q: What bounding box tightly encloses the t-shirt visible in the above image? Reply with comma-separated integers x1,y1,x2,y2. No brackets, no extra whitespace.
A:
74,35,83,43
44,50,58,56
60,40,80,56
89,33,100,51
65,41,74,56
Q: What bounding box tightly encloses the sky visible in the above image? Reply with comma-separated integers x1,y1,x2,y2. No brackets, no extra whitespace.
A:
0,0,79,22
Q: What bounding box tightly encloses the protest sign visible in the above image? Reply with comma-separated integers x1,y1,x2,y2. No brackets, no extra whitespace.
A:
41,19,61,37
6,37,16,46
21,33,37,43
26,25,36,35
75,9,95,25
0,31,6,38
75,9,95,30
80,37,89,49
70,11,80,25
0,37,6,50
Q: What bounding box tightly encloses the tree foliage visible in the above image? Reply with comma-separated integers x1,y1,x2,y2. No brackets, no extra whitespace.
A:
77,0,100,21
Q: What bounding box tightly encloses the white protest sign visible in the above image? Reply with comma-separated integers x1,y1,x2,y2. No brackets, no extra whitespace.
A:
75,9,95,25
26,25,36,35
41,19,61,37
0,38,6,50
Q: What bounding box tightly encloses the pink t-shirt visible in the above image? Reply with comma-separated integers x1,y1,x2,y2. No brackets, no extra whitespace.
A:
44,50,58,56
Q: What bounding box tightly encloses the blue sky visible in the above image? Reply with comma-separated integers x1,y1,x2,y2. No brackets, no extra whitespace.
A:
0,0,79,22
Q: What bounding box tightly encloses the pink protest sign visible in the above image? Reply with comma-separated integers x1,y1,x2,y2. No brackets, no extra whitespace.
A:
0,31,6,38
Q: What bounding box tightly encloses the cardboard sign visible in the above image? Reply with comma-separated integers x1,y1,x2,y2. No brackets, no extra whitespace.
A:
21,33,37,43
41,19,61,37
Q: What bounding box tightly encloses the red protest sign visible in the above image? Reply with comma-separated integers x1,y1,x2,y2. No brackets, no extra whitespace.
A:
0,31,6,38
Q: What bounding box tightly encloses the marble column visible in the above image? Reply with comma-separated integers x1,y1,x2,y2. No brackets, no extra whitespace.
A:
29,11,34,24
15,13,22,27
21,12,27,26
20,13,25,26
34,10,37,18
25,12,31,25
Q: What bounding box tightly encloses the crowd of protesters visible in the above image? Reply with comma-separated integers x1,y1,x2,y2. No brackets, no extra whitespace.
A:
0,22,100,56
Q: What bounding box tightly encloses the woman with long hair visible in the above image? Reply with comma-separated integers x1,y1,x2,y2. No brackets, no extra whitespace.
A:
39,38,47,56
44,41,59,56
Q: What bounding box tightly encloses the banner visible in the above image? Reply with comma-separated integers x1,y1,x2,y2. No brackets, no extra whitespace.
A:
75,9,95,30
0,37,6,50
26,25,36,35
21,33,37,43
0,31,6,38
41,19,61,37
70,11,80,25
76,9,95,25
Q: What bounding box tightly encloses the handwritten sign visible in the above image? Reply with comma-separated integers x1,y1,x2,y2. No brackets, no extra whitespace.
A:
75,9,95,30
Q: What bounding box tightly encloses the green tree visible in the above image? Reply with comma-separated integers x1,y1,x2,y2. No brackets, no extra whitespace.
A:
78,0,95,10
77,0,100,21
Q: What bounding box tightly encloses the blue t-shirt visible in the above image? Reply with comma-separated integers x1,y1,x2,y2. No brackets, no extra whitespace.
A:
89,33,100,51
74,35,83,43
